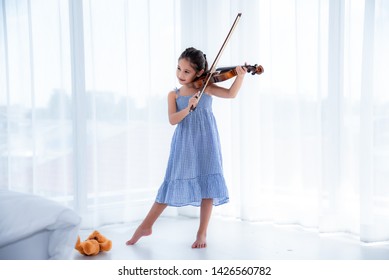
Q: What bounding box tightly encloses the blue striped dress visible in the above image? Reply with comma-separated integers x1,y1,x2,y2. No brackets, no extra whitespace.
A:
155,88,229,207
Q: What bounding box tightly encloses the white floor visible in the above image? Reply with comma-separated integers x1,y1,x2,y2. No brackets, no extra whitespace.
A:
72,216,389,260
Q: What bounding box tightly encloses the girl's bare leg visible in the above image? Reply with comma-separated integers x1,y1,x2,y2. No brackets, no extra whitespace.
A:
126,202,167,245
192,198,213,249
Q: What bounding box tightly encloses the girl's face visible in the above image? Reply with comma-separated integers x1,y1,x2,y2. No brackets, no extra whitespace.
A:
176,58,199,85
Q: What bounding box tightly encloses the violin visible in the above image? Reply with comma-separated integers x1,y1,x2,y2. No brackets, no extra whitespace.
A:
190,13,264,112
190,64,264,89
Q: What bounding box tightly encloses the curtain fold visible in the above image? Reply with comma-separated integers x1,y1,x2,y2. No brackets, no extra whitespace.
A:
1,0,389,242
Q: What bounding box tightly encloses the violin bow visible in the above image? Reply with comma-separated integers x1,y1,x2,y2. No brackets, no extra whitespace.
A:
190,13,242,112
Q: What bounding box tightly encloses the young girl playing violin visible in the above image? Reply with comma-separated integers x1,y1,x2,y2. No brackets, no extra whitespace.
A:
126,47,246,248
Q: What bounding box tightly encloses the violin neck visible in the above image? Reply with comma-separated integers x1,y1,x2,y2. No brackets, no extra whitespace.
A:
215,66,242,72
216,64,264,76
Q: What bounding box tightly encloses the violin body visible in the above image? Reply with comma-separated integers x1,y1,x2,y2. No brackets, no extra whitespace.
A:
191,64,264,89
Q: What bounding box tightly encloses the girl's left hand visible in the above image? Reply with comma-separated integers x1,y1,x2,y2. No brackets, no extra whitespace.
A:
236,65,247,77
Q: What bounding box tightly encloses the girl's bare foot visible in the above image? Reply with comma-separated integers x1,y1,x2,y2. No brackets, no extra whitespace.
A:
126,227,152,245
191,233,207,249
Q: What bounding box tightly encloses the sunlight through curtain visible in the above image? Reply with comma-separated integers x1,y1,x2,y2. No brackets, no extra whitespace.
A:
177,0,389,242
185,0,389,243
1,0,389,242
0,0,181,228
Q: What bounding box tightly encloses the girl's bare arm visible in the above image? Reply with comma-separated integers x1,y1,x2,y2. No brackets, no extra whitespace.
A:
206,66,247,99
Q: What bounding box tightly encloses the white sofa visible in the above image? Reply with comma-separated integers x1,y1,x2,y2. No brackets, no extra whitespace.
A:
0,190,81,260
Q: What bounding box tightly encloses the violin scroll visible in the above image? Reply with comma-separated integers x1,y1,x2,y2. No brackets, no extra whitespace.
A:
246,64,264,76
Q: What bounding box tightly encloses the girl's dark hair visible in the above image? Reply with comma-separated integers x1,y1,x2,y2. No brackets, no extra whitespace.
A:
179,47,208,73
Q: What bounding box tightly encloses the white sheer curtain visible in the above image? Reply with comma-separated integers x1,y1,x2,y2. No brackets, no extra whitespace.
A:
0,0,181,228
0,0,74,200
185,0,389,242
1,0,389,242
78,0,180,227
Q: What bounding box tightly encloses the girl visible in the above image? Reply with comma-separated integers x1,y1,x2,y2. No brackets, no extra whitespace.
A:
126,47,246,248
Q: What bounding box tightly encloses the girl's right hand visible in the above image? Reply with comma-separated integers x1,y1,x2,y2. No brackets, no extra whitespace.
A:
187,92,200,110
